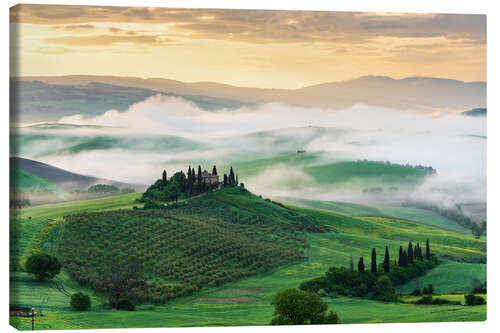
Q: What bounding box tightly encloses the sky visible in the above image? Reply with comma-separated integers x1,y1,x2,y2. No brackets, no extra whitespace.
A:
10,4,486,89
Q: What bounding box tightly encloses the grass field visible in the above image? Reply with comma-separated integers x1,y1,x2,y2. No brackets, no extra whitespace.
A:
10,188,486,329
278,197,471,234
230,153,431,191
10,168,63,193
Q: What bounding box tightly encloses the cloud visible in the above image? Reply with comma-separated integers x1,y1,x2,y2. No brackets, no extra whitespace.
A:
44,34,172,46
11,5,486,45
63,24,95,30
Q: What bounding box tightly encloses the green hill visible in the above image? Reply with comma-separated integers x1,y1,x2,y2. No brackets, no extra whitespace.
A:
277,197,470,234
10,188,486,329
10,167,62,193
231,153,431,191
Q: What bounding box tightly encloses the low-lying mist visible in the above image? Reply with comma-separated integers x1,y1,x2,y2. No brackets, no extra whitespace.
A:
13,94,486,205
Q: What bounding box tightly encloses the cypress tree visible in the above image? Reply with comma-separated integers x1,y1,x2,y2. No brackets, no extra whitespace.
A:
415,243,422,260
408,242,414,264
349,256,354,273
187,166,192,186
223,174,228,187
229,167,235,186
235,174,239,186
358,257,365,273
162,170,167,186
398,246,404,267
212,165,217,175
197,165,202,186
425,239,431,260
383,245,390,273
402,250,408,267
371,248,377,274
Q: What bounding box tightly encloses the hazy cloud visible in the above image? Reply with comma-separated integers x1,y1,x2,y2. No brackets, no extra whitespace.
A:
45,34,173,46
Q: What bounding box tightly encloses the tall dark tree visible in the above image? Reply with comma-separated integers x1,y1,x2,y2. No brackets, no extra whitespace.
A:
402,250,408,267
383,245,390,273
229,167,235,186
415,243,422,260
398,246,404,267
425,239,431,260
162,170,167,186
358,257,365,273
223,174,228,187
371,248,377,274
187,166,193,193
191,168,196,186
197,165,202,187
349,256,354,273
407,242,414,264
212,165,217,175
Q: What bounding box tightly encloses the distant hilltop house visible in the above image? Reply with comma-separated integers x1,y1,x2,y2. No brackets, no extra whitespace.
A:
196,170,219,185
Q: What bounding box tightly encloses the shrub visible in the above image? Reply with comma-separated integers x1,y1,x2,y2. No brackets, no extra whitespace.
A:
422,284,434,295
25,253,61,281
465,294,486,306
411,288,422,296
270,288,339,325
116,299,135,311
70,292,91,311
374,276,396,302
415,295,433,304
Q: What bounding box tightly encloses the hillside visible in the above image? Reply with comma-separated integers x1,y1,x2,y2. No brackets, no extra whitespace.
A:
278,197,470,234
10,157,141,192
10,80,249,122
10,167,62,193
231,153,432,192
461,108,486,117
13,75,486,117
10,188,486,329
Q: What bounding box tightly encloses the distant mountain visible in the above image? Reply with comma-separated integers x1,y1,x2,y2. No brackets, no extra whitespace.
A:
461,108,486,117
12,75,486,119
10,157,144,192
10,80,250,123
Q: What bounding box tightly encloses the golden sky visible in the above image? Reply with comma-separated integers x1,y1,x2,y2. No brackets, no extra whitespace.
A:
10,4,486,89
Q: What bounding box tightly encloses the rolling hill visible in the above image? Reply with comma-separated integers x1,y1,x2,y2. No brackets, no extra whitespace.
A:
10,186,485,329
10,157,142,192
10,80,250,123
12,75,486,121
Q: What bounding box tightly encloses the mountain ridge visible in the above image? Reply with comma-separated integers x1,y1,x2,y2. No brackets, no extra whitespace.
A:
12,74,486,113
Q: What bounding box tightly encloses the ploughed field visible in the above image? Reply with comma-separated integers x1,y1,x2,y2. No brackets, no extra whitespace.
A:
10,187,486,329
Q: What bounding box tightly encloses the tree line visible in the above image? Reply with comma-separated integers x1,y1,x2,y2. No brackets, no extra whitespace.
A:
402,200,486,238
141,165,240,203
300,240,439,301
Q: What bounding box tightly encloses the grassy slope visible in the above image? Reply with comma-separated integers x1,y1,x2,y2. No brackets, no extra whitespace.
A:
10,189,486,329
277,197,470,234
10,168,63,193
229,153,430,191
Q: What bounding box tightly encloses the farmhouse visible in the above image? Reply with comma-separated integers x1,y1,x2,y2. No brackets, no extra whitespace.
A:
198,170,219,185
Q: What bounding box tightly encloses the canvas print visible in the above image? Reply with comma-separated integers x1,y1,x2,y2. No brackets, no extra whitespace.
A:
9,4,486,330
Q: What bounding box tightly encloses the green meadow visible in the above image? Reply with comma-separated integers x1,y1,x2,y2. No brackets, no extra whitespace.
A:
10,188,486,330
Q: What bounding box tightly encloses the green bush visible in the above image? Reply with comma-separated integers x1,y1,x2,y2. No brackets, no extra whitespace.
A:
70,292,91,311
116,299,135,311
422,284,434,295
25,253,61,281
270,288,339,325
411,288,422,296
374,276,396,302
465,294,486,306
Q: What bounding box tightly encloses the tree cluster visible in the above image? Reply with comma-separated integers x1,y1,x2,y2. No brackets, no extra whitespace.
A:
270,288,339,325
300,241,438,301
402,200,486,237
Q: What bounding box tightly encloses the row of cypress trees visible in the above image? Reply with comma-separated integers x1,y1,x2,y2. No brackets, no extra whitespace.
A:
350,240,432,274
